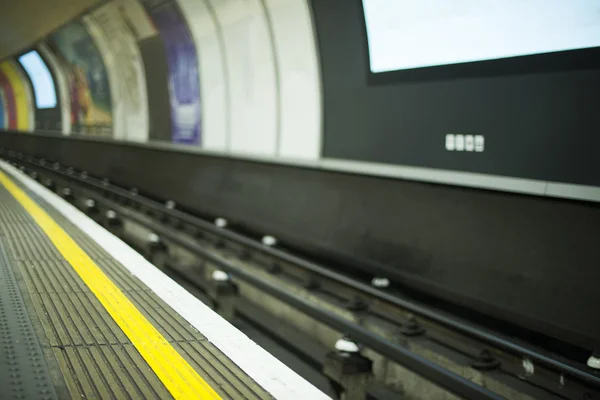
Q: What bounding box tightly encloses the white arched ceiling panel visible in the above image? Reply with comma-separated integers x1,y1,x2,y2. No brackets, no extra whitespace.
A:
38,42,72,135
209,0,278,156
82,16,125,140
265,0,322,160
119,0,158,40
87,0,150,142
178,0,229,151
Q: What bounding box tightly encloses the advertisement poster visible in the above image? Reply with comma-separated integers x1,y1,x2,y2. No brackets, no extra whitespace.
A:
0,62,29,131
0,87,5,128
141,0,201,144
50,21,113,134
0,72,16,129
12,61,35,131
362,0,600,73
45,41,79,130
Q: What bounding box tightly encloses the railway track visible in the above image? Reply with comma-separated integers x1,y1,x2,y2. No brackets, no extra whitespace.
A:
2,147,599,400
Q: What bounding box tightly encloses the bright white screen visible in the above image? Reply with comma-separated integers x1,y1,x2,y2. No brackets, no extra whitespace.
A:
363,0,600,73
18,50,57,108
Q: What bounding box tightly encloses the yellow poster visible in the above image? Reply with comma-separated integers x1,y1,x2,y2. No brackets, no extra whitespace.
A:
0,61,33,131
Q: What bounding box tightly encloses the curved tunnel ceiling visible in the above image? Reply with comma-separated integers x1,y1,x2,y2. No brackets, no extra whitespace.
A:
0,0,101,60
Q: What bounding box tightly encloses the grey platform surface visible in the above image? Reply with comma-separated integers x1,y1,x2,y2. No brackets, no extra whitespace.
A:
0,240,58,400
0,180,272,400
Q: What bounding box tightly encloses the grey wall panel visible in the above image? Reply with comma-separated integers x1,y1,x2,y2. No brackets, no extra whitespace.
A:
1,132,599,351
17,50,63,133
310,0,600,188
138,35,171,141
37,43,70,134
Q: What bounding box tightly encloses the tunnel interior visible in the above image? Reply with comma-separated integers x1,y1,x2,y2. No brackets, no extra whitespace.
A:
0,1,599,398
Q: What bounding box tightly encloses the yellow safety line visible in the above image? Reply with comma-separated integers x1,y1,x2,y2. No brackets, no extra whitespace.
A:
0,170,222,400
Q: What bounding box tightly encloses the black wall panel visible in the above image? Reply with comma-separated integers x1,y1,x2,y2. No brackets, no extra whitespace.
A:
310,0,600,187
1,132,599,350
138,36,171,142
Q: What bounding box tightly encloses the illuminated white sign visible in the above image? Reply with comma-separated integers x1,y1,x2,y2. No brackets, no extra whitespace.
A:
18,50,57,109
363,0,600,73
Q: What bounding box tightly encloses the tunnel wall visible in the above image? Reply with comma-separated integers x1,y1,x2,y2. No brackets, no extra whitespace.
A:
83,5,149,142
177,0,226,150
0,60,34,131
0,67,17,129
37,43,71,134
2,0,598,200
1,131,599,352
0,0,322,160
0,0,599,350
11,61,35,131
141,0,202,145
49,21,114,137
0,86,5,128
312,0,600,189
16,48,64,133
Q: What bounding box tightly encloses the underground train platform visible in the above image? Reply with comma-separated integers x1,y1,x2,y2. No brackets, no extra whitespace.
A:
0,161,324,400
2,0,600,399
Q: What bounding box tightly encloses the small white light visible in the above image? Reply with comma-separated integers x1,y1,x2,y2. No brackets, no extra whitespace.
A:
148,233,160,243
212,270,230,282
445,134,455,151
85,199,95,208
53,163,60,170
261,235,277,247
63,188,71,196
475,135,485,152
165,200,176,209
455,135,465,151
215,218,228,228
371,277,390,288
522,358,534,376
465,135,474,152
587,354,600,370
335,337,360,353
106,210,117,219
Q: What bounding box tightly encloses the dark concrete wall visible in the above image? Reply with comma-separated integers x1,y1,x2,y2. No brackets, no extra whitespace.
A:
1,132,599,350
139,35,171,142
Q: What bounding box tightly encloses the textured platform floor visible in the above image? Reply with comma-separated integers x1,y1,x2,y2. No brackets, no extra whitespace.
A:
0,179,273,400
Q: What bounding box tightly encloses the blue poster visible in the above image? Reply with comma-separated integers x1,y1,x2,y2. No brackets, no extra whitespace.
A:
142,0,201,144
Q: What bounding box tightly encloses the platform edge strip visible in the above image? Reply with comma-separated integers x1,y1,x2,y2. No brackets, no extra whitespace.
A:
0,160,331,400
0,170,222,400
